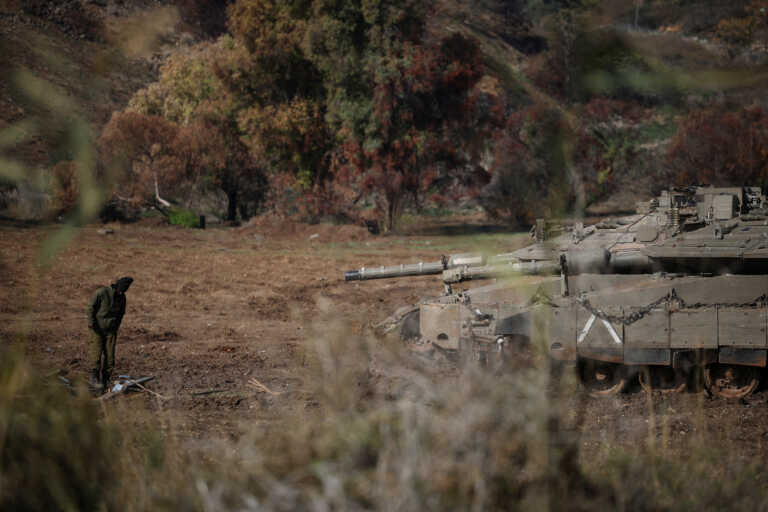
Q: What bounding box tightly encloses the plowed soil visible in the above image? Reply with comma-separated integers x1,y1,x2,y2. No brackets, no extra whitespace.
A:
2,218,768,463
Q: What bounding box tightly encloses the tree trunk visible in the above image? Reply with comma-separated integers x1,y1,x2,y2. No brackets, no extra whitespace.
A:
154,172,171,208
386,193,400,233
238,201,249,221
226,187,238,222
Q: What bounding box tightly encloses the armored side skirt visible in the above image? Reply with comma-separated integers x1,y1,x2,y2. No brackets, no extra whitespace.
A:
547,275,768,367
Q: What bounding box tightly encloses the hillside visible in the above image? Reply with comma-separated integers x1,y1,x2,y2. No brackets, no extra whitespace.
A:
2,0,768,221
0,1,196,168
442,1,768,214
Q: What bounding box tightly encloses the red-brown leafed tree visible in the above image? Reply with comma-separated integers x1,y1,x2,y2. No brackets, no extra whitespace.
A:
666,106,768,187
335,33,495,231
481,99,647,225
127,39,267,221
179,99,265,221
98,111,185,207
481,105,567,225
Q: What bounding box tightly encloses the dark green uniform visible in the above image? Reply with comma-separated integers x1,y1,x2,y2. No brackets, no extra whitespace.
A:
87,278,131,387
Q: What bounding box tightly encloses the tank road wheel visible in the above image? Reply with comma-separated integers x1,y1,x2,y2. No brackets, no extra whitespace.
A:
578,360,627,397
704,364,762,399
639,366,687,394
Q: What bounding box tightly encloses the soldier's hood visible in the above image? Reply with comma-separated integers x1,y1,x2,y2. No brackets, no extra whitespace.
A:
113,277,133,293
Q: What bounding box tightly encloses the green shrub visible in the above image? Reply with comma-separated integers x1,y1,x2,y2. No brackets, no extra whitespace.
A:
168,207,199,228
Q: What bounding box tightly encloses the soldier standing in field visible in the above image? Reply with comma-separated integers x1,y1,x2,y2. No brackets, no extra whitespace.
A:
87,276,133,391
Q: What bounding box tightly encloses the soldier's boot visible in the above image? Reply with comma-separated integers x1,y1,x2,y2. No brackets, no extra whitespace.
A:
101,369,111,392
89,369,102,390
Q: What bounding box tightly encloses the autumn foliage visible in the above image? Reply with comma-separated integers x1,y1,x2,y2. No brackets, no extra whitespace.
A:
666,106,768,188
573,99,650,201
126,40,266,221
98,112,185,206
480,97,649,225
92,0,768,229
98,0,498,229
480,105,568,225
334,34,496,230
716,1,768,45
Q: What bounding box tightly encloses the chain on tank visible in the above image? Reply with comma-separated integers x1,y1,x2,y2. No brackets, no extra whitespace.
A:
576,289,768,326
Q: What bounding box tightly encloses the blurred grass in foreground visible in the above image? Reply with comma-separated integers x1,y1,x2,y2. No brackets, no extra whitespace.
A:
3,323,768,511
0,352,176,512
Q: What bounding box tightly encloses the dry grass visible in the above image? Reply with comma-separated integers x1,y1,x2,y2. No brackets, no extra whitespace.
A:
4,317,768,511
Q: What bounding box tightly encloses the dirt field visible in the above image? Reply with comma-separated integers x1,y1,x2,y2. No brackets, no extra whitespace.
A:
2,217,768,467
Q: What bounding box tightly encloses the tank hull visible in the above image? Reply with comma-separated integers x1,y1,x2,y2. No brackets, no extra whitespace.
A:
545,274,768,366
415,273,768,397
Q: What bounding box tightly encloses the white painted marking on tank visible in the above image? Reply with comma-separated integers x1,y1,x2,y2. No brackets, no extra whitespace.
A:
578,314,596,344
602,319,623,345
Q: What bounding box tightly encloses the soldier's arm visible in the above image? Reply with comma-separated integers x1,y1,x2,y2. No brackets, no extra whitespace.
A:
87,289,102,330
116,298,126,331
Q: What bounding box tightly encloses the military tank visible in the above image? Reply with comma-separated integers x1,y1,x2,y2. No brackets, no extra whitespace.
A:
344,186,768,398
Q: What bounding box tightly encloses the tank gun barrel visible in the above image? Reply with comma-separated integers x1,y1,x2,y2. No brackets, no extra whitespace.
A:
441,250,654,283
345,261,447,281
344,253,520,281
345,249,654,283
441,260,560,283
